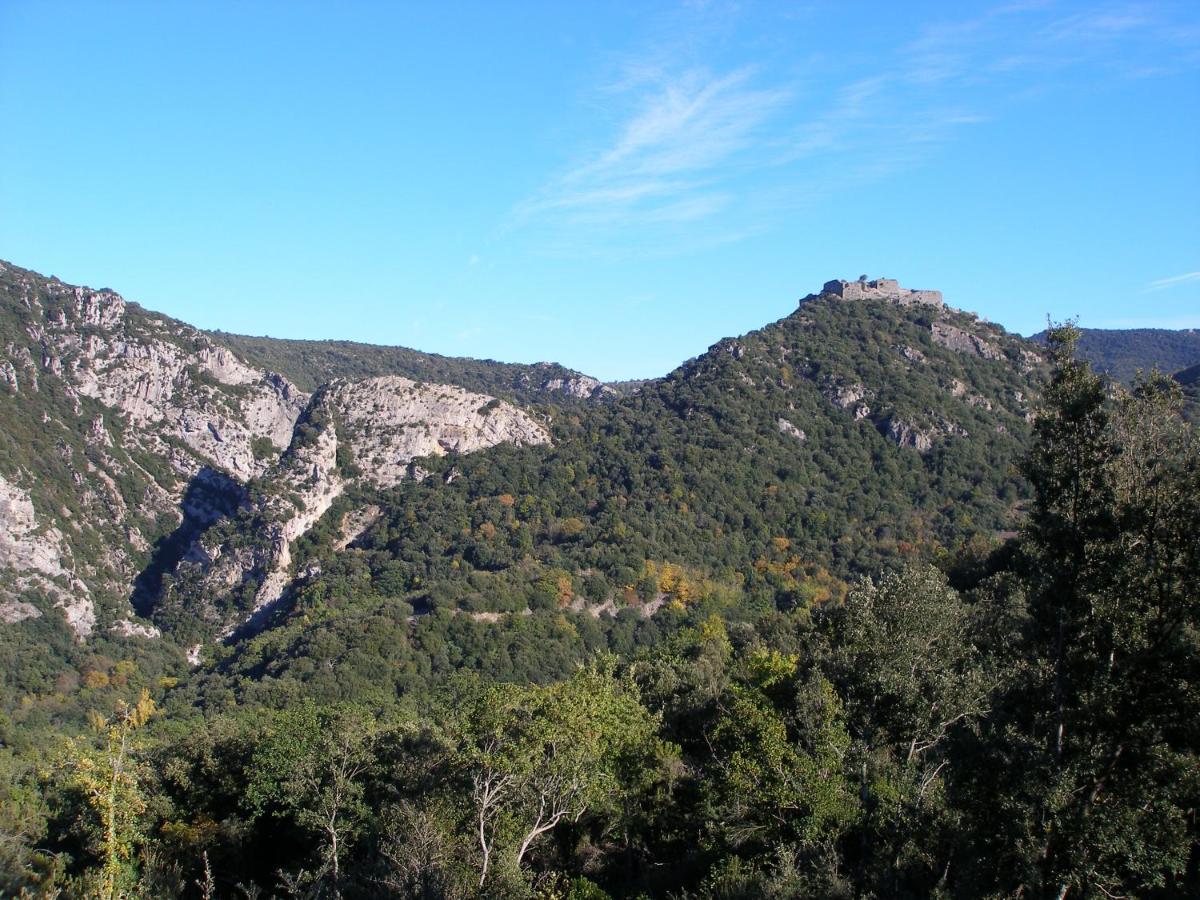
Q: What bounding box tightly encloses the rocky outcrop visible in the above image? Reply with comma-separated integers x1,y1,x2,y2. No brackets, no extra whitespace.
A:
62,317,307,479
883,414,969,454
0,474,94,636
10,269,308,481
825,382,872,419
516,363,615,400
540,374,615,400
949,379,993,409
777,418,806,442
172,376,551,636
330,376,551,489
0,263,318,638
885,419,935,454
0,599,40,624
931,322,1002,360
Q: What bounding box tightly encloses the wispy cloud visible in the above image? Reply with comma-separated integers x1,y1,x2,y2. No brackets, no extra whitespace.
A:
516,67,789,231
510,0,1200,258
1146,271,1200,291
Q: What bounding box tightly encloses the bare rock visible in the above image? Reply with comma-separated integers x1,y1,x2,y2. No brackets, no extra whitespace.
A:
330,376,552,490
777,418,806,442
540,374,615,400
0,599,41,624
0,474,94,637
111,619,161,639
826,382,869,411
886,419,934,453
931,322,1002,360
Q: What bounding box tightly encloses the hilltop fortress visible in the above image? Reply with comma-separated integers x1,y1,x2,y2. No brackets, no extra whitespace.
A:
822,277,943,307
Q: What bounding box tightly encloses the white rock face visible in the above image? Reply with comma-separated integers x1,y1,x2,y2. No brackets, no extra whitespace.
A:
183,376,552,634
0,474,94,637
540,374,615,400
0,599,41,624
62,320,307,479
244,420,345,618
521,362,614,400
777,418,806,442
331,376,552,489
931,322,1002,360
887,419,935,454
825,381,873,420
0,269,314,639
111,619,161,639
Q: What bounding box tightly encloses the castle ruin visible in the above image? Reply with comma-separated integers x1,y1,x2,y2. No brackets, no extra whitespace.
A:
821,277,943,307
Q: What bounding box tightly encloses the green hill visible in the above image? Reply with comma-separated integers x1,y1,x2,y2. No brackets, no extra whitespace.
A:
212,331,613,402
175,292,1044,707
1033,326,1200,382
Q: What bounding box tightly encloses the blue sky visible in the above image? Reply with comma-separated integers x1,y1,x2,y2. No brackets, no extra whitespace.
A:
2,1,1198,380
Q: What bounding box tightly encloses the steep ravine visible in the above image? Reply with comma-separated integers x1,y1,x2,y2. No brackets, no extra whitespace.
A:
161,376,552,646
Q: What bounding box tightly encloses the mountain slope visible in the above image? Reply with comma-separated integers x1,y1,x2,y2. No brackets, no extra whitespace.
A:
1175,362,1200,424
176,286,1048,703
0,260,307,640
1033,326,1200,383
0,261,559,655
213,331,615,401
1,261,1057,717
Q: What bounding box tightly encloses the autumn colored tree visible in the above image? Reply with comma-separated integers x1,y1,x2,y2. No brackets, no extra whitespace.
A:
59,690,156,899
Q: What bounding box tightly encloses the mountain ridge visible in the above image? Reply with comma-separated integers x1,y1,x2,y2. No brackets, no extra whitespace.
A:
1031,325,1200,383
2,258,1193,708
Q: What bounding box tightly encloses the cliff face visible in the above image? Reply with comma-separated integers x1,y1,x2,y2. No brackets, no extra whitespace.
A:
158,375,551,642
54,306,307,479
0,473,93,634
329,375,551,489
0,262,313,637
0,262,552,643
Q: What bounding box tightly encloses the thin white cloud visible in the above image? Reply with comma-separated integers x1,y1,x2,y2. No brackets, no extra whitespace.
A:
1146,271,1200,291
517,67,790,229
510,0,1200,257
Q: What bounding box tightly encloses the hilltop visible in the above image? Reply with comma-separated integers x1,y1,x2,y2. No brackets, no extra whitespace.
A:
1,263,1046,697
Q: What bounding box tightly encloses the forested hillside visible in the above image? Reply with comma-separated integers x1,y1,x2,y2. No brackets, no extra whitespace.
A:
1033,326,1200,383
3,328,1195,899
1175,362,1200,424
165,293,1042,712
1,262,1196,898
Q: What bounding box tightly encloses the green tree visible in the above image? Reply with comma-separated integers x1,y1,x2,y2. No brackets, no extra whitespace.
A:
706,660,858,854
831,565,989,894
447,661,665,890
247,703,379,896
976,327,1200,897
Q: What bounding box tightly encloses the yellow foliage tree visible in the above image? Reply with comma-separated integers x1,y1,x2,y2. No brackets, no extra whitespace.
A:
61,689,156,899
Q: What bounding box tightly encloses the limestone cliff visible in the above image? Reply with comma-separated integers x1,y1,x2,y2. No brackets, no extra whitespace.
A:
0,261,307,638
0,473,93,634
330,376,552,489
164,376,551,639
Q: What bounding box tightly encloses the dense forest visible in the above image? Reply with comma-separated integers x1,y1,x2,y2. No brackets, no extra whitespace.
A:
2,328,1196,898
1033,326,1200,385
